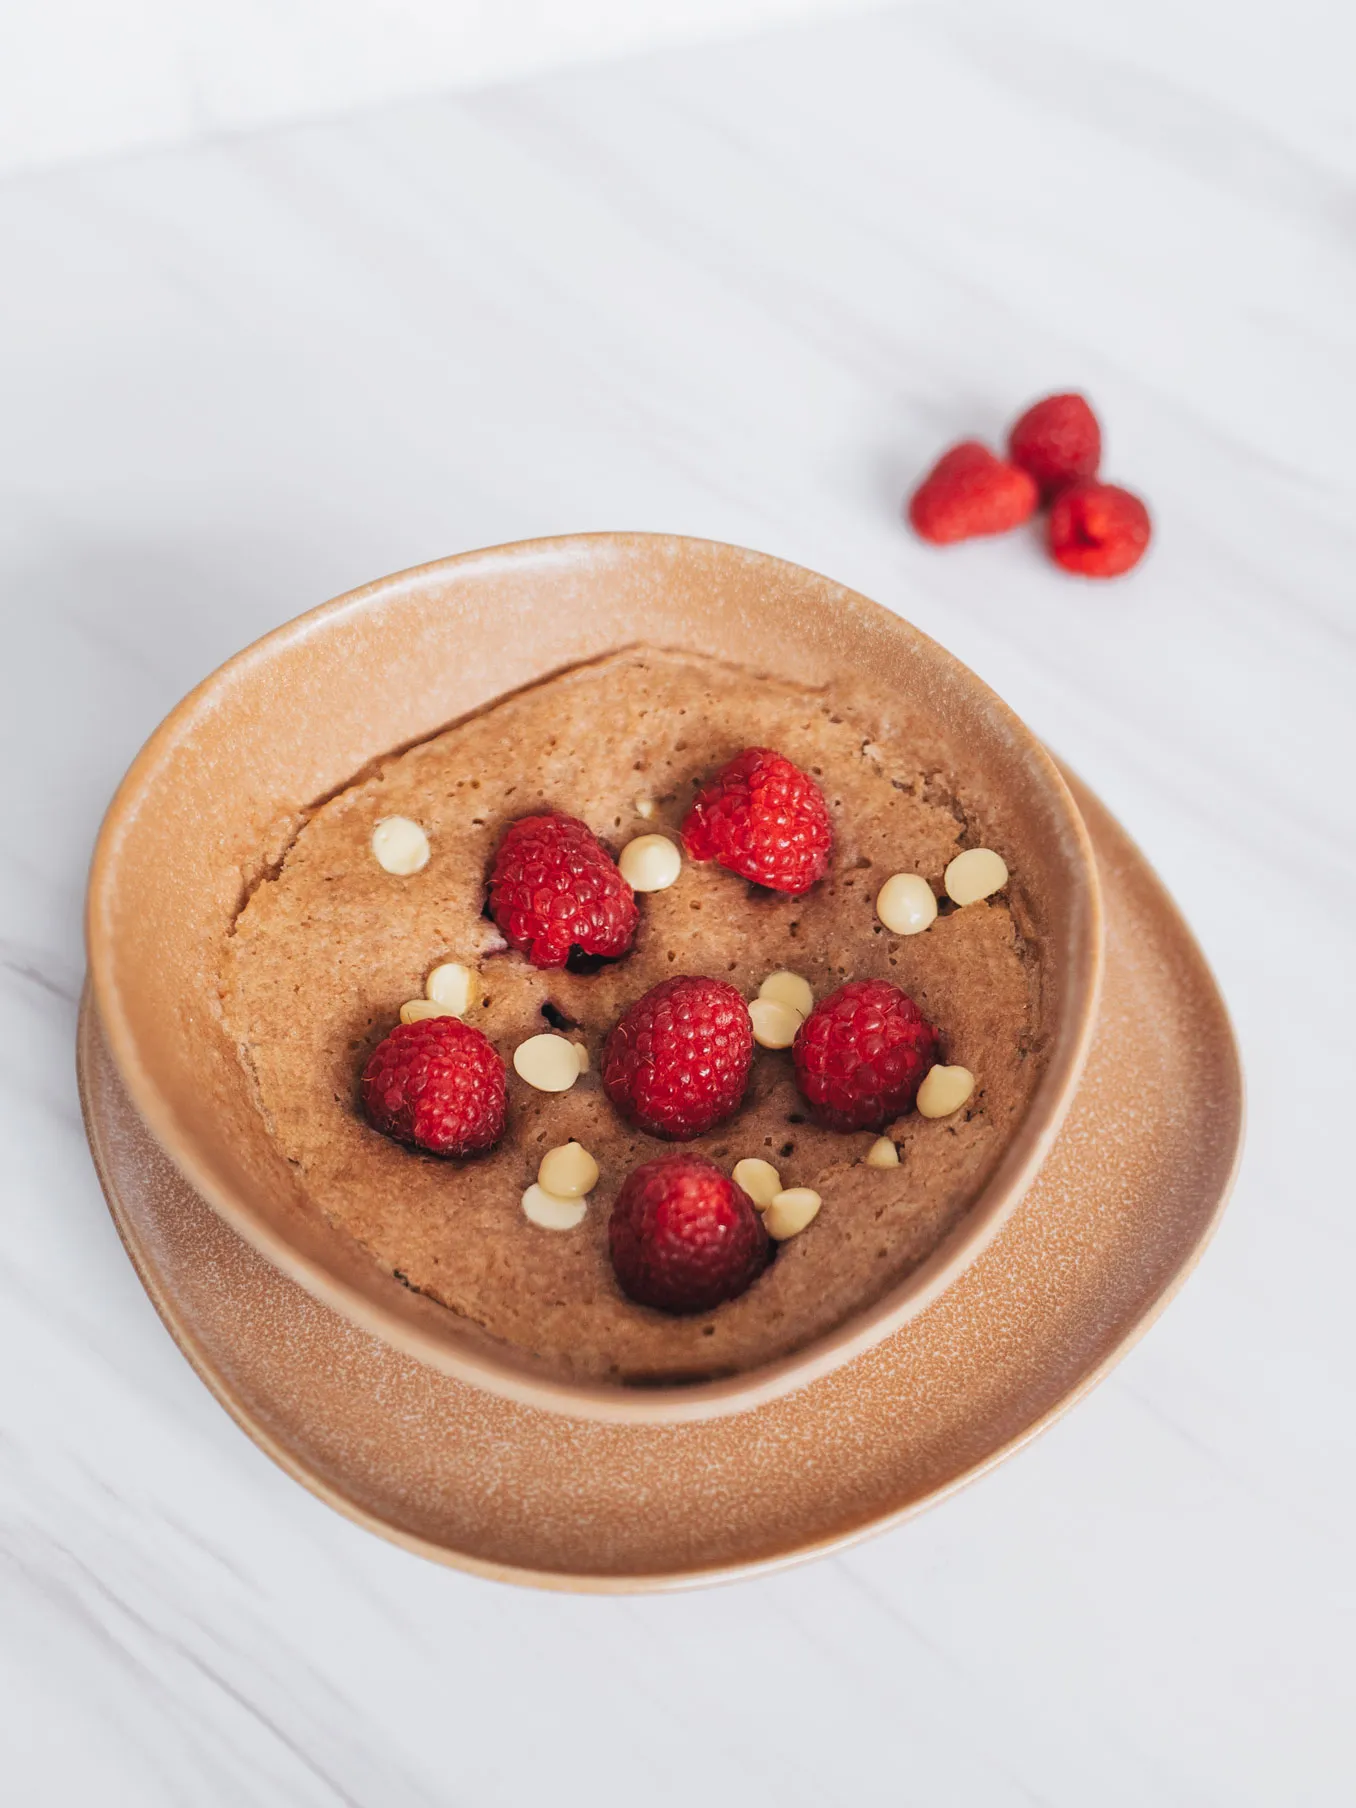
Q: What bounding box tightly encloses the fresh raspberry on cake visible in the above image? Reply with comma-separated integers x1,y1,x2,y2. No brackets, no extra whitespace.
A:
361,1016,507,1156
907,441,1039,544
1007,392,1102,499
681,747,832,894
1048,480,1152,578
602,975,753,1140
609,1153,771,1314
792,978,938,1132
487,813,638,969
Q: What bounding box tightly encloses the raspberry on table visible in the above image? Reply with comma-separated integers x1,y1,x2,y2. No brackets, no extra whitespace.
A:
608,1153,772,1314
602,975,754,1140
792,978,938,1133
361,1016,508,1156
907,441,1039,545
681,746,833,895
487,812,638,969
1007,393,1102,499
1048,480,1152,578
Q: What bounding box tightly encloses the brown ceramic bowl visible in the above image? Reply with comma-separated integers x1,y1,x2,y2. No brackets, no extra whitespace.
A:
86,533,1102,1424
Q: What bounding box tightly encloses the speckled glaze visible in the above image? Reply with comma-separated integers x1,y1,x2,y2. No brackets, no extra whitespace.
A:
77,769,1242,1589
86,535,1102,1422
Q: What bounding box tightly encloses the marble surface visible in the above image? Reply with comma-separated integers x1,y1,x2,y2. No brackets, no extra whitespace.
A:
1,0,878,177
2,3,1352,1801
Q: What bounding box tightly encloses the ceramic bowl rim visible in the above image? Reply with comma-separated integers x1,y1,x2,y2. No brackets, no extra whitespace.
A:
86,532,1104,1424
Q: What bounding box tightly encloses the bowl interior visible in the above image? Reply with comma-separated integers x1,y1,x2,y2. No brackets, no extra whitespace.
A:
88,534,1101,1422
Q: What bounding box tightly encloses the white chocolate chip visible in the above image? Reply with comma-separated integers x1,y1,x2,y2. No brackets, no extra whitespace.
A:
371,816,430,876
521,1184,588,1231
634,796,656,820
512,1033,581,1093
618,833,682,893
732,1157,782,1206
538,1141,599,1198
749,997,804,1049
864,1136,900,1168
944,847,1008,907
573,1041,590,1075
758,970,814,1018
764,1187,822,1240
425,961,475,1015
875,873,938,936
916,1064,976,1118
399,998,453,1024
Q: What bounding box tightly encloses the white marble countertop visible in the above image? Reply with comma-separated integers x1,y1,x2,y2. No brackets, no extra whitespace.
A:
2,4,1353,1802
1,0,880,175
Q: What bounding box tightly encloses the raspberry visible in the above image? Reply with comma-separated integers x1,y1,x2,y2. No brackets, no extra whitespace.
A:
602,975,753,1140
1007,392,1102,499
907,441,1039,545
488,813,638,969
361,1016,507,1156
681,747,832,895
608,1154,771,1314
1048,481,1152,578
792,979,938,1132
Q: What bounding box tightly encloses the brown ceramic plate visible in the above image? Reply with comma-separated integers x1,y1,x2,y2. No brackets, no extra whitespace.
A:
86,535,1102,1424
77,769,1242,1591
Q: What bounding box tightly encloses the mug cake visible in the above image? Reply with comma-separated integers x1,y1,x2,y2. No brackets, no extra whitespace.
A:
222,647,1043,1384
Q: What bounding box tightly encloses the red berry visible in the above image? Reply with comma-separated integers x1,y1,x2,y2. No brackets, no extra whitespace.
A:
907,441,1039,545
361,1016,507,1156
792,979,938,1133
488,813,638,969
602,975,753,1141
1048,481,1152,578
681,747,832,895
1007,393,1102,499
609,1154,771,1314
